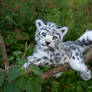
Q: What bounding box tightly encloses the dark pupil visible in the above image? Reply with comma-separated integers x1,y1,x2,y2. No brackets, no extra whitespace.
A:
42,32,46,37
53,36,57,40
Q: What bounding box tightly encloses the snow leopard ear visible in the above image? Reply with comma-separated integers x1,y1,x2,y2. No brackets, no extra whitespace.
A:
59,27,68,36
35,19,46,29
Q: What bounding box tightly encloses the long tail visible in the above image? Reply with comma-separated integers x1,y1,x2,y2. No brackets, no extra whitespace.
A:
75,30,92,52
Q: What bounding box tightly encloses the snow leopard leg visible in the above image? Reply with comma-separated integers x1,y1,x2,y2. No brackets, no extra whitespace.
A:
23,56,35,69
23,56,52,69
69,51,91,81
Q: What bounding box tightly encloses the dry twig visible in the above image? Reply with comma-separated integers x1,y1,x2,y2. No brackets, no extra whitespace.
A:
0,33,9,74
22,42,30,59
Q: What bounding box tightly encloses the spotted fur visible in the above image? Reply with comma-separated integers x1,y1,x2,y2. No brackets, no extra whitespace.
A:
23,19,92,81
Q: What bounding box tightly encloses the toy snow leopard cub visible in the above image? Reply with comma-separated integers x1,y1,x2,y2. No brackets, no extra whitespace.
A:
23,19,92,81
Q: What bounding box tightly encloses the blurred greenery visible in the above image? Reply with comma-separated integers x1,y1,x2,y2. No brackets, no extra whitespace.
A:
0,0,92,92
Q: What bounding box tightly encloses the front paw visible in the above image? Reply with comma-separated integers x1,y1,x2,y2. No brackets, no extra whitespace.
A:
23,62,31,69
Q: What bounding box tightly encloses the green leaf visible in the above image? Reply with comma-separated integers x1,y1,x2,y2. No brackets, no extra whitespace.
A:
15,77,26,91
12,51,22,56
0,72,5,87
8,56,14,61
17,58,27,65
8,65,24,82
25,77,42,92
4,82,20,92
30,64,43,76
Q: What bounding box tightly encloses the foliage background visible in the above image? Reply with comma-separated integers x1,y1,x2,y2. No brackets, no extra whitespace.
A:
0,0,92,92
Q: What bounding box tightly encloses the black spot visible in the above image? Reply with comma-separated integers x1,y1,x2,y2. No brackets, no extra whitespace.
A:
46,30,49,32
82,39,88,46
75,52,79,56
34,50,38,53
70,52,72,57
47,51,49,54
51,64,55,67
81,60,84,63
39,47,41,49
50,54,53,57
56,26,64,29
67,48,70,52
50,59,54,63
38,22,41,26
55,53,60,56
56,26,61,29
40,28,43,30
72,56,75,59
70,46,76,50
55,57,61,63
79,60,84,64
67,52,71,56
67,53,69,56
77,57,79,60
45,62,49,65
62,53,64,56
87,69,89,72
77,47,81,52
38,32,40,35
53,29,55,31
40,28,46,31
37,59,41,61
61,29,65,33
63,57,66,61
37,34,40,39
80,54,83,58
41,19,47,25
64,48,68,52
42,32,46,37
49,24,51,26
43,57,48,60
75,40,84,47
56,47,59,49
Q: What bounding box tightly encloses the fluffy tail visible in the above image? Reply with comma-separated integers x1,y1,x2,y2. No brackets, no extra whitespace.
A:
75,30,92,52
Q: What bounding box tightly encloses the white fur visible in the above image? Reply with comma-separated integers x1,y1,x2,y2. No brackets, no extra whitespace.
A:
69,51,91,81
78,30,92,41
23,62,31,69
35,19,45,29
59,27,68,36
23,19,92,81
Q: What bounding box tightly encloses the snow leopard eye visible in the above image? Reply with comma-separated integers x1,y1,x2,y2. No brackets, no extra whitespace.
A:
52,35,58,40
41,32,46,37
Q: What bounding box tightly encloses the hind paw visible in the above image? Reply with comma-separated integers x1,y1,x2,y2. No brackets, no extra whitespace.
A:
80,70,91,81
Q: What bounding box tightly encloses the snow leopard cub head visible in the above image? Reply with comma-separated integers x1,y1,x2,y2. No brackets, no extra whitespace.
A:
35,19,68,49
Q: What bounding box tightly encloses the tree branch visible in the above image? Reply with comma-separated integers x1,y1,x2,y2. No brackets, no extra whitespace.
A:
42,48,92,80
0,33,9,73
22,42,30,59
0,34,92,80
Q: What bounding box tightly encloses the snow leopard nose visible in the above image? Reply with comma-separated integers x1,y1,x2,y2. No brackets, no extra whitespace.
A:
46,41,50,45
